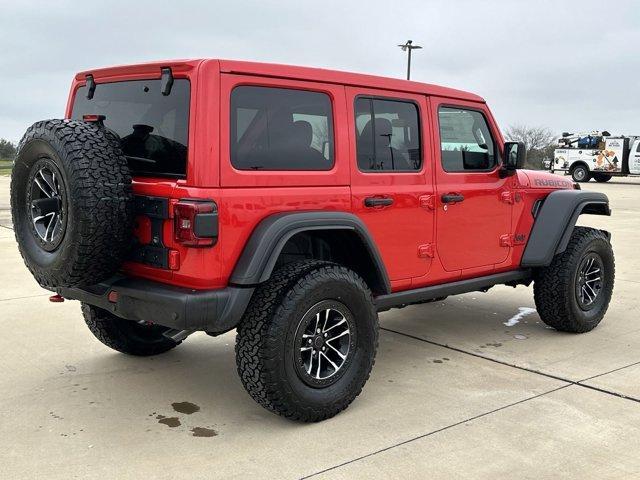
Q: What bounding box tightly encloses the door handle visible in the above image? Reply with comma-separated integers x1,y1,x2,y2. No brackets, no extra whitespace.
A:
364,197,394,208
441,193,465,204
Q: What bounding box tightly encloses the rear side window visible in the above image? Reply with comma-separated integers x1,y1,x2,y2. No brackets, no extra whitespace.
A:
72,79,190,178
355,97,421,172
438,107,496,172
230,86,334,171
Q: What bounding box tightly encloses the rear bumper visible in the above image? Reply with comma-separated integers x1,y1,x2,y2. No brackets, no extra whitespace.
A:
58,276,254,334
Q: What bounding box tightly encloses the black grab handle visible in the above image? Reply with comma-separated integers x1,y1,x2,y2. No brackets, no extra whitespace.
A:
364,197,394,208
441,193,465,204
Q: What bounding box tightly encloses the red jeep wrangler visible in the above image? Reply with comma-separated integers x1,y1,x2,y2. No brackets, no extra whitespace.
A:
11,59,614,422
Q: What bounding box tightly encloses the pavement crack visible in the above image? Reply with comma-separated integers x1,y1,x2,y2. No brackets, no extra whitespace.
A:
379,327,640,404
573,383,640,404
301,384,571,479
577,360,640,383
380,326,571,383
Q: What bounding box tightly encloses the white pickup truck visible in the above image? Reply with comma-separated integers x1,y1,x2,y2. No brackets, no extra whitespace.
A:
552,132,640,182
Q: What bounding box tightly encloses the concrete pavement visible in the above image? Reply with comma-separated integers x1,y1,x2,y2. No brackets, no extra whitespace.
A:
1,175,639,479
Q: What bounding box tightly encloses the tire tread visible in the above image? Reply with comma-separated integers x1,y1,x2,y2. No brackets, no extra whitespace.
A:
235,261,378,422
534,227,614,333
82,303,179,356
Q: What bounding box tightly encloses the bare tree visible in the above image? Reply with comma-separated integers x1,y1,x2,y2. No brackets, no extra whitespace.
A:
504,125,556,169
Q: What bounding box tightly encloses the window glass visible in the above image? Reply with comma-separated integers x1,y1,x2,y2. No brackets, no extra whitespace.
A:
355,98,421,171
72,79,190,177
230,86,334,170
438,107,496,172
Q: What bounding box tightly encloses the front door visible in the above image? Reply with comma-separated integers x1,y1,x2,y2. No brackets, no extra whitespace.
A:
431,98,512,273
347,87,434,282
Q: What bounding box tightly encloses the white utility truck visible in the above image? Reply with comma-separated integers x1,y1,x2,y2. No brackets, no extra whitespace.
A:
552,131,640,182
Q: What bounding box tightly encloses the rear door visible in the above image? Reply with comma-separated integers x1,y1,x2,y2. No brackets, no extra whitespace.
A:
630,139,640,174
346,87,434,283
70,74,199,286
430,98,512,273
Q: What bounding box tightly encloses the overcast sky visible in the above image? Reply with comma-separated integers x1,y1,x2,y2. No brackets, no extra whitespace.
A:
1,0,639,143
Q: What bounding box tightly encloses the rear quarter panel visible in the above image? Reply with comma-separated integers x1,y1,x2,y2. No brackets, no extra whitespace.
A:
214,73,352,287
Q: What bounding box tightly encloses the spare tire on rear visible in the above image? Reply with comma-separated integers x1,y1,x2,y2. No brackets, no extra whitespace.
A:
10,119,133,289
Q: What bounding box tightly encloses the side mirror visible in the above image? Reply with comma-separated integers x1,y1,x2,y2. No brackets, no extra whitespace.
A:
501,141,526,177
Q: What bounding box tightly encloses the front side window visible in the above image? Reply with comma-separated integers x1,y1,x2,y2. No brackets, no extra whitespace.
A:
438,107,497,172
72,79,190,178
355,98,421,171
230,86,334,171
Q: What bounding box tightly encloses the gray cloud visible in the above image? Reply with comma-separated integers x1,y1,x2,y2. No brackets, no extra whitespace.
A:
1,0,639,143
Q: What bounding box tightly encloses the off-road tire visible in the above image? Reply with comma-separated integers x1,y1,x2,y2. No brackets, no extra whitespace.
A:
235,261,378,422
571,164,591,182
593,173,612,183
82,303,180,356
534,227,614,333
11,119,133,288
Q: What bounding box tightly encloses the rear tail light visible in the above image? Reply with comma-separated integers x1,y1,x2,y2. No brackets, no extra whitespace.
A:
82,114,106,123
173,200,218,247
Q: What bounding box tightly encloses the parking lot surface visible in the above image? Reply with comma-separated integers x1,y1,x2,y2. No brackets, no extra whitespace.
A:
1,175,639,479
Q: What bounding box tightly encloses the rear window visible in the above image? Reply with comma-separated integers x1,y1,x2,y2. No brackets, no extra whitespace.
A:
230,86,334,171
354,97,421,172
72,79,190,178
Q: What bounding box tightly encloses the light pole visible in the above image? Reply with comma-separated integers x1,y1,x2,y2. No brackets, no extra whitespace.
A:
398,40,422,80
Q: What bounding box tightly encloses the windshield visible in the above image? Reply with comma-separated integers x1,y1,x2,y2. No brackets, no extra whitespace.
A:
72,79,190,178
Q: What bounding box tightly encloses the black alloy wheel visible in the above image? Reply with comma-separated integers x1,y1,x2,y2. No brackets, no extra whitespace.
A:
293,300,357,388
575,253,604,310
26,159,68,252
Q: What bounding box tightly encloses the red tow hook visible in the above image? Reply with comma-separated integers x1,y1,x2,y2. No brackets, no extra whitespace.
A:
49,294,65,303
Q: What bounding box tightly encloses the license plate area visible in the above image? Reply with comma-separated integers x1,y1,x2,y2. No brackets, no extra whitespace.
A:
129,195,170,269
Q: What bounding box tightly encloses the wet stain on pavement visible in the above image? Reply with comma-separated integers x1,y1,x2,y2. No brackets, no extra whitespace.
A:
191,427,217,437
158,417,181,428
150,403,215,434
433,357,451,364
172,401,200,414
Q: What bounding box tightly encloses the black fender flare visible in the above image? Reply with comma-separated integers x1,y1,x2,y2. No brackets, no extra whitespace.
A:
521,190,610,267
229,211,391,294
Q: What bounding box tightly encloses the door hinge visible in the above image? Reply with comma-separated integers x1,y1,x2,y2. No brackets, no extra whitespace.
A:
500,191,514,204
419,195,435,210
418,244,435,258
499,234,513,247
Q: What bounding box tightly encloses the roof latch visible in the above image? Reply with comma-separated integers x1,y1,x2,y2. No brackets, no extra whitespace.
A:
85,74,96,99
160,67,174,96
